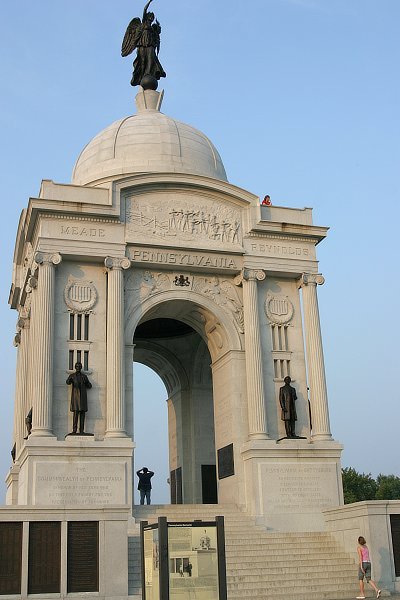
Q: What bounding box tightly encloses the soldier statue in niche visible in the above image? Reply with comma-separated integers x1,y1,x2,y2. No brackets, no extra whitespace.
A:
66,362,92,435
279,376,298,438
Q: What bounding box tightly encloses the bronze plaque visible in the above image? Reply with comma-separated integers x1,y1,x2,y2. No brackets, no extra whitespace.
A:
67,521,99,592
170,468,183,504
28,522,61,594
0,522,23,595
217,444,234,479
391,514,400,576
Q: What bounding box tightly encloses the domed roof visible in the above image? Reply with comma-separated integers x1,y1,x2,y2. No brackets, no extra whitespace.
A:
72,89,227,185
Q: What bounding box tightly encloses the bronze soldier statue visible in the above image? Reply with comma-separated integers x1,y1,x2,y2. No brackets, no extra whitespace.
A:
279,376,297,438
66,362,92,434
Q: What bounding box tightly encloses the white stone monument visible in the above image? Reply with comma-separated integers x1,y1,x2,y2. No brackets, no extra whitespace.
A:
6,86,343,535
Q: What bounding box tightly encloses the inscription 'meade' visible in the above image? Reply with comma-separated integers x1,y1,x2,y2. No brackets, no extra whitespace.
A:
60,225,106,238
130,248,239,270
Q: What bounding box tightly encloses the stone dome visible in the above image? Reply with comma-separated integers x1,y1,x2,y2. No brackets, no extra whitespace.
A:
72,89,227,185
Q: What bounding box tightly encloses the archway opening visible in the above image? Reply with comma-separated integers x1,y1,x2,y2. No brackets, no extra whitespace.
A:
133,362,170,504
133,317,217,504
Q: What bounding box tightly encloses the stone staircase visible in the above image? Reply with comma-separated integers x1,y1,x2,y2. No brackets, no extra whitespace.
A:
128,504,373,600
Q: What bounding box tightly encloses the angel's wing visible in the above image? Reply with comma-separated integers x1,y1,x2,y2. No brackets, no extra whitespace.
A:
153,20,161,54
121,17,142,57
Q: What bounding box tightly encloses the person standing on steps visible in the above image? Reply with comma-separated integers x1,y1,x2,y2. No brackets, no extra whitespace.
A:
136,466,154,505
356,536,381,599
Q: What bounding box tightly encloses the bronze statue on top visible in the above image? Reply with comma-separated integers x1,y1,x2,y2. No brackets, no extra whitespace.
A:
122,0,166,89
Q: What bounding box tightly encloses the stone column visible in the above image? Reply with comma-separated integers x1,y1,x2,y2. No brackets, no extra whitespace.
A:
104,257,131,437
299,273,332,440
30,252,62,437
12,317,31,455
239,269,269,439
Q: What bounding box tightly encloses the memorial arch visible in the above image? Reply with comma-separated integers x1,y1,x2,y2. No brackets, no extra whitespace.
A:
6,87,343,533
126,290,246,505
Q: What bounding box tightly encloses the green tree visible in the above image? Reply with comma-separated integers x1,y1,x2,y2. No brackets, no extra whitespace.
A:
342,467,378,504
375,474,400,500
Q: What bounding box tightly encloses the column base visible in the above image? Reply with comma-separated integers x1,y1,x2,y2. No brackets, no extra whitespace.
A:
249,432,270,441
30,429,55,438
105,430,128,438
311,433,333,441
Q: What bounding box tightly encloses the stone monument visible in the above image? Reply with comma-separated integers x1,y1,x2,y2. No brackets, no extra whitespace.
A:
0,4,347,597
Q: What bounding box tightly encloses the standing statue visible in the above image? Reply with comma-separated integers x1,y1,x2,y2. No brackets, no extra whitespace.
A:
66,362,92,434
121,0,166,89
279,376,297,438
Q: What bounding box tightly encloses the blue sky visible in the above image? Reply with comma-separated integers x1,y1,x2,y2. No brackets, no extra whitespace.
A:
0,1,399,503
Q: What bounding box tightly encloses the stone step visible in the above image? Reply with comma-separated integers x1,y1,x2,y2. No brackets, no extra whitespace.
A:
129,505,362,600
227,564,356,576
227,573,358,585
226,548,355,558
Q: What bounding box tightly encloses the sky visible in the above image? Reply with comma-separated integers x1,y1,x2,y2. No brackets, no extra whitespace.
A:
0,0,399,504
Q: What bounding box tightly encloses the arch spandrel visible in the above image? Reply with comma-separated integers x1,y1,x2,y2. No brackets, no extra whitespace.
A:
124,285,243,362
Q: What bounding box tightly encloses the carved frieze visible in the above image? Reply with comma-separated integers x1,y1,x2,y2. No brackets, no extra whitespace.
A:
192,277,244,333
64,279,98,313
125,195,242,249
265,293,294,325
125,270,244,333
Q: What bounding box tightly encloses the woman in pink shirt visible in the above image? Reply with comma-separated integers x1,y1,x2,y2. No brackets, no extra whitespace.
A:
357,536,381,599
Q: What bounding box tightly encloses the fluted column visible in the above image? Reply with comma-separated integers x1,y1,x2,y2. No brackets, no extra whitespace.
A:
239,269,269,439
30,252,62,437
104,257,131,437
299,273,332,440
12,317,31,455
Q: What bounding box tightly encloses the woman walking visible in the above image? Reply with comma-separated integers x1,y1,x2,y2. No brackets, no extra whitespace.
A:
356,536,381,599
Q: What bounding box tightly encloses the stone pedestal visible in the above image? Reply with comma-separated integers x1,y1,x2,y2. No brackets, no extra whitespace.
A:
12,436,134,507
241,438,343,531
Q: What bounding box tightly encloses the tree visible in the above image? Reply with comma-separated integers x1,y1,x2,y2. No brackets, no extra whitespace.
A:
375,474,400,500
342,467,378,504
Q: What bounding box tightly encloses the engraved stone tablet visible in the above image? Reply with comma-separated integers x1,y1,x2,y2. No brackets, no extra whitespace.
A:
35,462,126,506
217,444,234,479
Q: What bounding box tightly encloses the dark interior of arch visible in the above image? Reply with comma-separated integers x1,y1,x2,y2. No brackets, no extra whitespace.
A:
134,318,195,339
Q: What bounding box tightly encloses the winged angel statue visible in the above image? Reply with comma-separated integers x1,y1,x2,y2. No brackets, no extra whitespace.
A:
121,0,166,89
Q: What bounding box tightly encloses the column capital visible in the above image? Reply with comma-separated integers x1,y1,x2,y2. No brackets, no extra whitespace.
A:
299,273,325,287
17,316,29,330
13,332,21,347
26,276,38,293
234,268,265,286
104,256,131,271
34,252,62,266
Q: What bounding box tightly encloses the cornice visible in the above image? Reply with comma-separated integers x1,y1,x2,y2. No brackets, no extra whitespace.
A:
40,213,122,225
245,232,319,244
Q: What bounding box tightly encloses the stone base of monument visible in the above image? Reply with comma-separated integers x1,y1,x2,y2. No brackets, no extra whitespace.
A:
241,438,344,531
6,435,135,507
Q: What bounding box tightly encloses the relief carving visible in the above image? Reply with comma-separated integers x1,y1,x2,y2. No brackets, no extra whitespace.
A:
125,197,242,247
125,270,171,299
125,269,244,334
64,279,98,313
193,276,244,333
265,293,294,325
